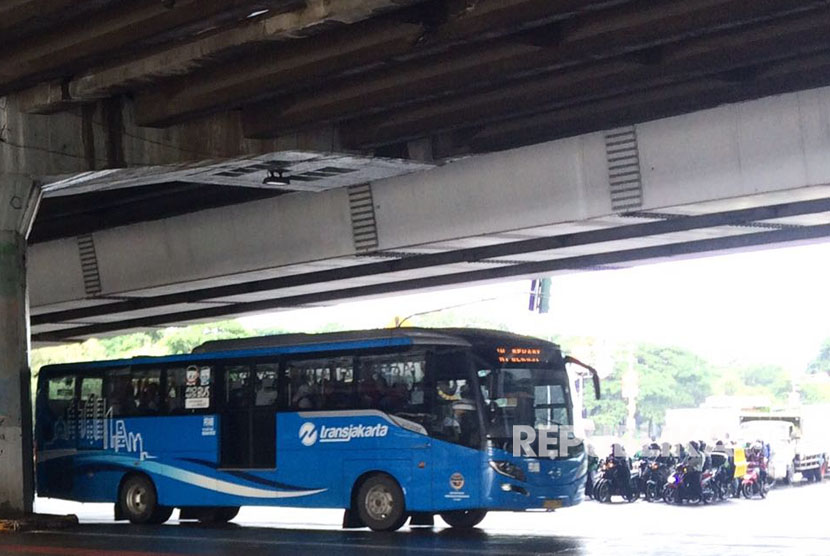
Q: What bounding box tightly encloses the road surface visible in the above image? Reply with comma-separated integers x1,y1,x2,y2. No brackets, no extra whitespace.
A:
1,481,827,555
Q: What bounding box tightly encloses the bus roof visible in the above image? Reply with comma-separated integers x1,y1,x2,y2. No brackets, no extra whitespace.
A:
38,327,559,375
192,327,556,354
192,327,469,354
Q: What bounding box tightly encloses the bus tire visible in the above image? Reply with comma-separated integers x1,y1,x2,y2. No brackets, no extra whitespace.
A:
595,480,611,503
119,474,172,525
440,509,487,529
355,474,407,532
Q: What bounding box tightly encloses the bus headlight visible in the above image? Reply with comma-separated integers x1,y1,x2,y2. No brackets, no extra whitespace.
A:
490,461,526,482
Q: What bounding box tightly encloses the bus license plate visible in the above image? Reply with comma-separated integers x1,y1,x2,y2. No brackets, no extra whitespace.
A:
544,500,563,510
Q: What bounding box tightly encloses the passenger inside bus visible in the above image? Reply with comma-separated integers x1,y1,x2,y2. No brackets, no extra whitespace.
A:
290,375,317,409
322,376,352,409
108,375,136,416
137,381,161,414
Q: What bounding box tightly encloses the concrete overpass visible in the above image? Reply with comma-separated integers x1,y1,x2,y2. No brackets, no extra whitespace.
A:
3,0,830,515
27,89,830,343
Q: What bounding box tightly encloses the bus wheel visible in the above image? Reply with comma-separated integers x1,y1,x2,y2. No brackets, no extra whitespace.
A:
356,474,407,532
119,474,172,525
595,480,611,503
440,509,487,529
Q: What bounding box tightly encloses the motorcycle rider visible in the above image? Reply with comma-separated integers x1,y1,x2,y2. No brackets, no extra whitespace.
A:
655,442,675,466
711,440,733,497
585,444,599,498
699,440,712,471
748,441,768,486
645,442,662,460
609,443,634,498
683,440,705,501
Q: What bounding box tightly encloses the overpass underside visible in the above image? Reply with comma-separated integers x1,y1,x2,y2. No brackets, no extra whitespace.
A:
3,0,830,516
0,0,826,342
28,87,830,343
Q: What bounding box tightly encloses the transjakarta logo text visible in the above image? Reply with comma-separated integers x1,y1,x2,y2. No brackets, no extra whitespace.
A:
299,422,389,446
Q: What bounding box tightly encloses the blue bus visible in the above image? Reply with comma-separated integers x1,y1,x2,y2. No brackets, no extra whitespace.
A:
35,328,599,531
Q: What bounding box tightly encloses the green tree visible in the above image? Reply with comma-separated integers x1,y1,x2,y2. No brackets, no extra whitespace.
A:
801,382,830,404
739,364,791,402
161,321,256,354
583,367,627,434
807,338,830,375
634,345,714,433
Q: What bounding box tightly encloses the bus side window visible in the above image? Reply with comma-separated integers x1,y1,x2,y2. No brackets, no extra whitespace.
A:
225,366,252,409
358,355,427,417
106,368,136,417
80,377,102,402
47,375,76,413
286,358,353,411
254,364,279,407
41,375,77,442
166,366,213,413
134,370,162,415
79,377,104,418
430,351,480,448
287,363,322,410
323,361,354,410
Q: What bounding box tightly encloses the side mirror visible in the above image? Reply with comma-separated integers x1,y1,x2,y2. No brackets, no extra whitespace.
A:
565,356,601,400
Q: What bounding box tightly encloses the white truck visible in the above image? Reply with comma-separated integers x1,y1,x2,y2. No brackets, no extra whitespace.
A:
739,407,830,483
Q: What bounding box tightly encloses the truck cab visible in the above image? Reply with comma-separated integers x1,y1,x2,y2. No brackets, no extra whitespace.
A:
739,413,827,483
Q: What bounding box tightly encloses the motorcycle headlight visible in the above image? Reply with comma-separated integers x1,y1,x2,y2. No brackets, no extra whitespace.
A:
490,460,527,482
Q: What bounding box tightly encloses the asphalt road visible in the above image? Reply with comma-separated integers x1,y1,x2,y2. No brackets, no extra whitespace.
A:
1,480,827,555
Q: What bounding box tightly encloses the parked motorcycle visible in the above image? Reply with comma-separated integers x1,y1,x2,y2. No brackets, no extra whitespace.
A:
638,459,671,502
742,462,768,499
710,452,736,500
663,464,716,505
594,457,638,503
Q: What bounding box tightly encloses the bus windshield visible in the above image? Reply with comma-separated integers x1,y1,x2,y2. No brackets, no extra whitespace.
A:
478,366,572,444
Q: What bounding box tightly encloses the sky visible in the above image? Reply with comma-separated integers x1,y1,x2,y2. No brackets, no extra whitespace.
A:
241,241,830,374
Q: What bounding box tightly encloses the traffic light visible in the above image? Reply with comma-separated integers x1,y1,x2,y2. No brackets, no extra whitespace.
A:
538,277,551,314
528,277,551,313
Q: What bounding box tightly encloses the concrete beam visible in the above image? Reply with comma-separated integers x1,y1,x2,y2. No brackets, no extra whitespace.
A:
24,0,424,112
419,0,627,45
0,175,40,516
0,0,299,94
343,9,830,147
1,89,339,182
30,222,830,343
241,40,541,138
0,0,115,45
133,20,425,128
107,0,618,127
469,49,830,152
16,81,70,116
242,0,824,139
26,85,830,318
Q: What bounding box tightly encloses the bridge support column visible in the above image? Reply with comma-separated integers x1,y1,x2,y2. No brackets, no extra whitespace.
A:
0,175,40,517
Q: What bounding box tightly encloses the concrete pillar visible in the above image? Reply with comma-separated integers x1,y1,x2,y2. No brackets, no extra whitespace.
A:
0,175,40,517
